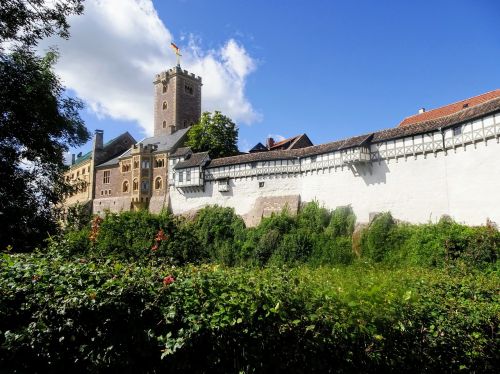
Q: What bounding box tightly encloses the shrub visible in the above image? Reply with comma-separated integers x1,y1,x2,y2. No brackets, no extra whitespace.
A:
191,205,246,263
327,205,356,238
1,254,498,373
361,212,396,262
297,201,331,233
309,235,354,266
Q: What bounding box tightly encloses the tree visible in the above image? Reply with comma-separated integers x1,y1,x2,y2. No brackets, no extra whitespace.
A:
186,111,239,158
0,0,84,48
0,1,89,250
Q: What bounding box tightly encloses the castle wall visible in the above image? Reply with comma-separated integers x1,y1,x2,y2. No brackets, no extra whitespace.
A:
169,112,500,226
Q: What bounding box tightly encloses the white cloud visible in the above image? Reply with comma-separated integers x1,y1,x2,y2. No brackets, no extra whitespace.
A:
267,134,286,142
39,0,260,136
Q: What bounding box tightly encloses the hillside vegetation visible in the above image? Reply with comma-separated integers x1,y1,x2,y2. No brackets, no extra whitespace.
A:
1,203,499,373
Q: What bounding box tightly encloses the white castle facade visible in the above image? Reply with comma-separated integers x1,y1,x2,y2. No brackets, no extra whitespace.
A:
78,65,500,227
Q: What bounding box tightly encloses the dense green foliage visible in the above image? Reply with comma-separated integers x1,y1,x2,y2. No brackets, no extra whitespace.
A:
2,204,499,372
51,203,498,269
0,0,84,48
186,111,239,158
361,213,499,268
1,252,498,373
0,1,89,251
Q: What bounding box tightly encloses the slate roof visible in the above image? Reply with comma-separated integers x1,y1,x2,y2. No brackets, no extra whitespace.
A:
399,89,500,127
95,128,190,168
170,147,192,157
249,142,267,153
72,132,134,167
206,96,500,168
174,152,210,169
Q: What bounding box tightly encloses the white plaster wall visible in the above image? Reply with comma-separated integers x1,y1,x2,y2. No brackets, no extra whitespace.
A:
170,174,301,217
169,137,500,226
93,197,132,215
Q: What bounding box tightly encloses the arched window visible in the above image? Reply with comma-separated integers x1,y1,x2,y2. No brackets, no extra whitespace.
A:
162,85,167,93
155,177,162,190
162,120,166,128
122,180,129,193
133,178,138,191
162,101,167,110
141,180,149,192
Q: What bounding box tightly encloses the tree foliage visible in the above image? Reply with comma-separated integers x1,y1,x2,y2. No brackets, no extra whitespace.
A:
186,111,239,158
0,0,84,48
0,1,89,250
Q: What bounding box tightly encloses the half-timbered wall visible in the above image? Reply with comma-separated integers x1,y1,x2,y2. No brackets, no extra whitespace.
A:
169,112,500,226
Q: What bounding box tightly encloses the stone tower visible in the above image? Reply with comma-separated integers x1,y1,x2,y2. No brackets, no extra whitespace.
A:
153,66,202,136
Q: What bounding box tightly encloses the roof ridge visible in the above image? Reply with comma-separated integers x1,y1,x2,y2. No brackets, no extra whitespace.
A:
399,89,500,125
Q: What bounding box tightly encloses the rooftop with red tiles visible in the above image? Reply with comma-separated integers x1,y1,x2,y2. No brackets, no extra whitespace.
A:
399,89,500,127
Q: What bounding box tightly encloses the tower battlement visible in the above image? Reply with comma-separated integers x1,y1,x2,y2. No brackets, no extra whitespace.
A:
153,66,202,137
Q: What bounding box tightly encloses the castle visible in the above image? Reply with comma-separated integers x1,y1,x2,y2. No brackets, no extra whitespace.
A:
65,65,500,226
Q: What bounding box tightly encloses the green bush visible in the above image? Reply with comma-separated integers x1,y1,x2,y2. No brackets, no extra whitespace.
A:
191,205,246,264
309,235,354,266
1,253,498,373
327,205,356,237
297,201,331,233
361,212,396,262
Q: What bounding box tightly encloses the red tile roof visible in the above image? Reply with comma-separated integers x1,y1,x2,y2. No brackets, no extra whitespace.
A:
399,89,500,127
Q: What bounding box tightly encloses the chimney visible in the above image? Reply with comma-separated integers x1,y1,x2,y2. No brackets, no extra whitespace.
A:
418,108,426,114
93,129,104,150
71,154,76,165
266,137,275,149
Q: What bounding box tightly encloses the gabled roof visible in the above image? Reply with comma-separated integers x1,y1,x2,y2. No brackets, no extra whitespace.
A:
72,132,135,167
270,134,312,150
249,142,267,153
399,89,500,127
174,152,210,169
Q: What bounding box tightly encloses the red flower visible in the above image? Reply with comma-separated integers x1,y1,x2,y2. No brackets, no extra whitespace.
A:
163,275,175,286
155,229,168,242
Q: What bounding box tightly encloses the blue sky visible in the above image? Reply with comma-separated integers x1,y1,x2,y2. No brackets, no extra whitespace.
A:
57,0,500,154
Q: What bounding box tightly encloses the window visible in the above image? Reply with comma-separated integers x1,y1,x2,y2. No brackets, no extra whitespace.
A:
155,158,165,168
184,84,193,95
186,170,191,182
453,127,462,136
162,84,167,93
103,170,110,184
122,180,129,192
311,155,317,163
178,171,183,182
121,162,131,172
82,168,85,175
162,101,167,110
77,171,80,177
162,120,167,128
251,162,257,169
133,179,138,191
108,189,111,195
133,160,139,169
141,180,149,192
142,160,150,169
259,181,265,188
155,177,162,190
100,190,103,196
